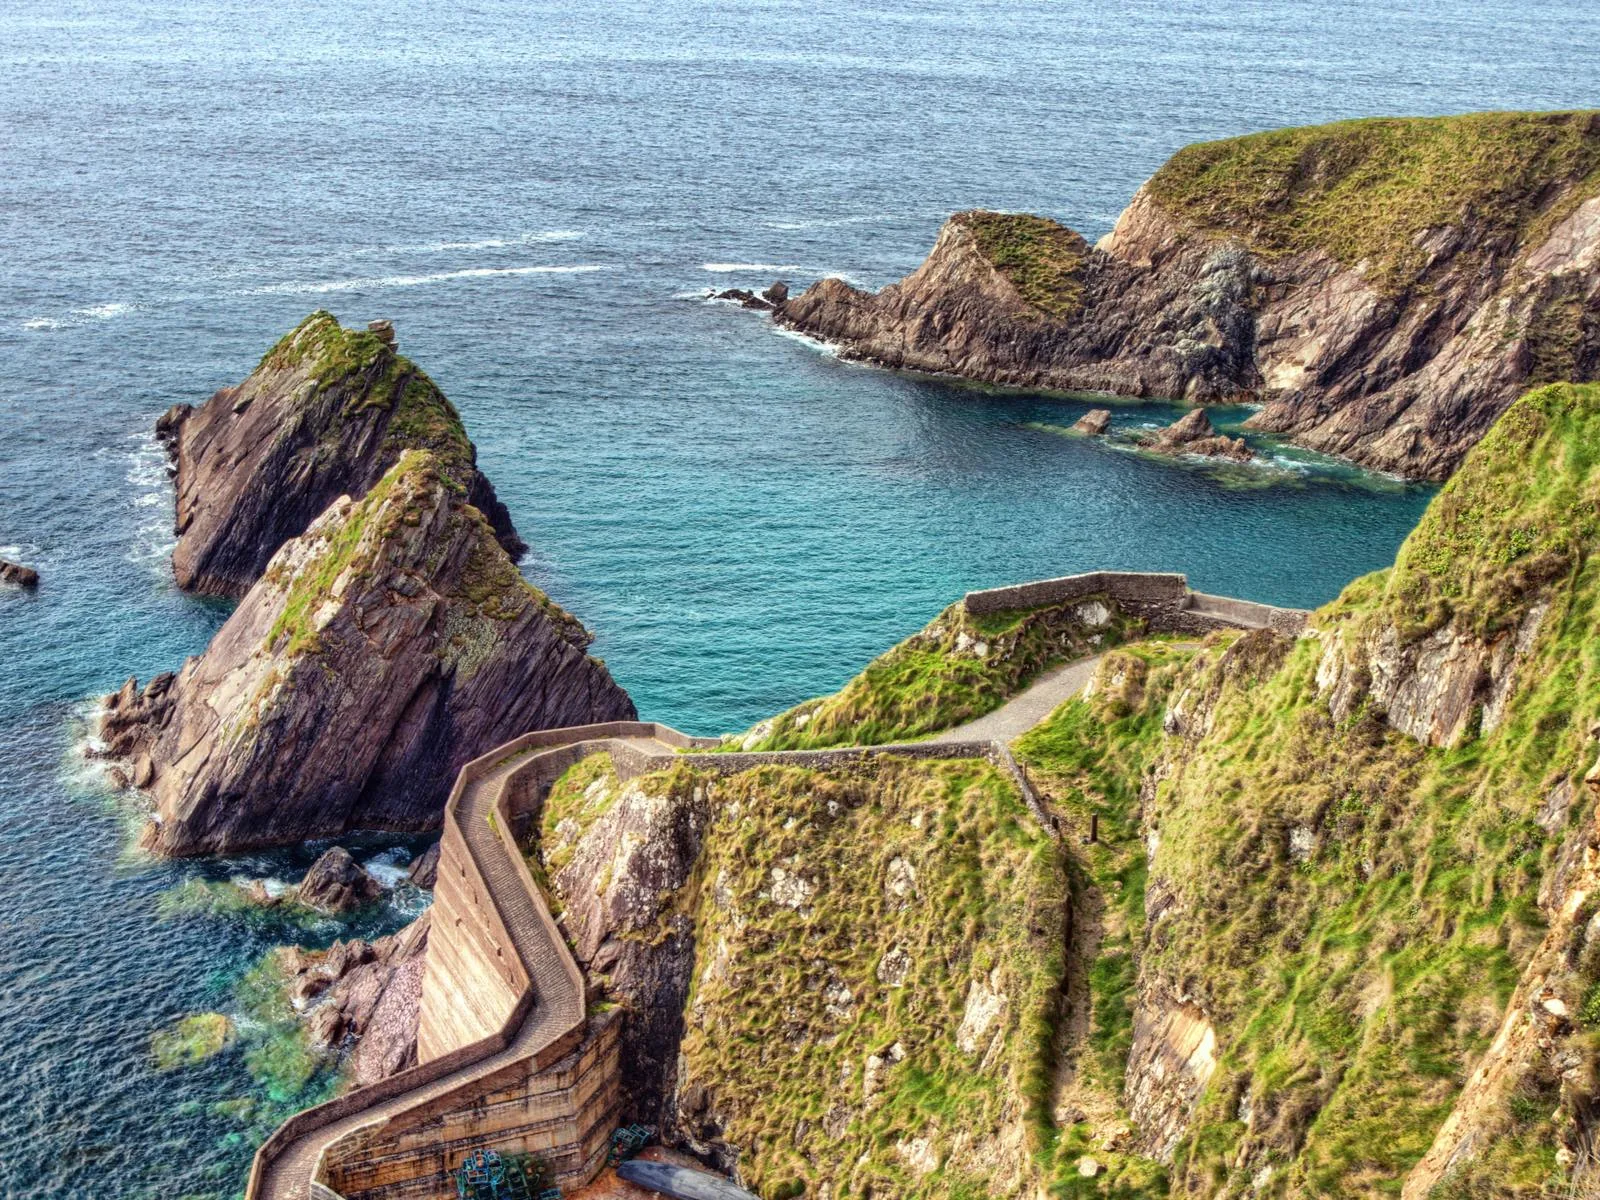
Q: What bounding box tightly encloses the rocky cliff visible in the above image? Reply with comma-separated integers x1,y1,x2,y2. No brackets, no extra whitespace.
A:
776,110,1600,479
998,381,1600,1196
104,448,635,855
158,311,525,597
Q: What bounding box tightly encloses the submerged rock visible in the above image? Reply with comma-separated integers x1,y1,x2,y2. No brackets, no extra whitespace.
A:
0,560,39,588
158,310,525,598
297,847,382,914
106,449,635,855
150,1012,235,1070
775,112,1600,480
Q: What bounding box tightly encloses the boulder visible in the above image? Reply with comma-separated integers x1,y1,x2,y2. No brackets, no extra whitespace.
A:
762,281,789,306
1140,409,1255,462
1072,408,1112,436
298,847,383,913
0,560,39,589
711,288,774,311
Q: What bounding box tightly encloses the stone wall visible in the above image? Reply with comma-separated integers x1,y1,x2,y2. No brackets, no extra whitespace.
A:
319,1013,623,1200
962,571,1309,636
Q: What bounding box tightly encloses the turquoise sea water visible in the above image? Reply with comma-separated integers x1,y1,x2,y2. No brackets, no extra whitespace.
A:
3,1,1599,1194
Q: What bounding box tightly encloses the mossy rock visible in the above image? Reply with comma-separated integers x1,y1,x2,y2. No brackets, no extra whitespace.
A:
151,1012,236,1070
956,210,1089,319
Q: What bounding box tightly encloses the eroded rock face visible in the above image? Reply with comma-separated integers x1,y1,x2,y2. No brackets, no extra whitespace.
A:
545,772,712,1127
776,115,1600,480
285,911,431,1087
107,449,635,855
159,311,525,598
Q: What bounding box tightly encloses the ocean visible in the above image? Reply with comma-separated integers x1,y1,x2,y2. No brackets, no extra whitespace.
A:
2,0,1597,1194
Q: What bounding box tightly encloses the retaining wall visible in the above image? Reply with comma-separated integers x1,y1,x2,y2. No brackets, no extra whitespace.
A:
962,571,1309,636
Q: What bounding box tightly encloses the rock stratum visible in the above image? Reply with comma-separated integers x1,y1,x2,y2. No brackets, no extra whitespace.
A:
159,311,525,598
104,444,634,855
776,110,1600,479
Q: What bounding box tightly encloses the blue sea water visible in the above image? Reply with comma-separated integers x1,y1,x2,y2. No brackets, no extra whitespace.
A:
2,0,1599,1194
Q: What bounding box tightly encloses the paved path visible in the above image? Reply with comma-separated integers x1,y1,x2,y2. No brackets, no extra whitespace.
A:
932,656,1104,744
256,732,679,1200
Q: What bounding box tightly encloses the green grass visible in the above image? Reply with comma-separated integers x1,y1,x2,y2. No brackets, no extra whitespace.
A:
1147,110,1600,292
955,211,1090,319
736,595,1137,750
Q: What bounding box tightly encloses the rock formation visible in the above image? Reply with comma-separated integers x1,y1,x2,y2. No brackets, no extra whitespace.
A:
158,311,525,598
775,111,1600,479
0,560,39,588
1138,408,1253,461
711,281,789,311
107,448,635,855
283,912,432,1088
1071,407,1111,436
296,847,383,914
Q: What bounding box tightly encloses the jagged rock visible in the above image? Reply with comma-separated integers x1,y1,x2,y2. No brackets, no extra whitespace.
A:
1072,408,1112,435
159,311,525,598
285,911,431,1087
1139,408,1254,461
0,560,39,589
298,847,382,913
109,449,635,855
711,288,775,311
775,112,1600,480
406,841,440,889
762,281,789,306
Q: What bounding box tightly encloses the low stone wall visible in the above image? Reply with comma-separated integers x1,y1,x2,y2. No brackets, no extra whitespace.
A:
962,571,1309,637
319,1013,623,1200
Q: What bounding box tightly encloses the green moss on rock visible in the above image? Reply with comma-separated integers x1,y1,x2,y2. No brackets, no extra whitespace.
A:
1147,110,1600,291
956,211,1089,319
150,1012,236,1070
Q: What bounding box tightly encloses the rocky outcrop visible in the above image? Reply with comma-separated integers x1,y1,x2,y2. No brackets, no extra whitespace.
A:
297,847,383,913
1138,408,1253,461
0,560,39,588
159,311,525,598
711,282,789,311
1071,408,1111,436
284,911,432,1088
107,448,635,855
775,111,1600,479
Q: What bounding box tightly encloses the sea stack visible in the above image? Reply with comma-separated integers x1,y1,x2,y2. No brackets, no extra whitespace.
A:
158,310,525,598
1139,408,1253,461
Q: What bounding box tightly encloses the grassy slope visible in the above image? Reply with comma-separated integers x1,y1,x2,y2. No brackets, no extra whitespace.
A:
1146,110,1600,292
738,596,1136,750
653,757,1064,1200
955,211,1090,319
1006,383,1600,1197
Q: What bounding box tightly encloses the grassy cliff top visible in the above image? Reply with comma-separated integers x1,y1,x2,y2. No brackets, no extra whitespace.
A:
258,310,476,477
1146,110,1600,290
1376,381,1600,641
954,211,1089,319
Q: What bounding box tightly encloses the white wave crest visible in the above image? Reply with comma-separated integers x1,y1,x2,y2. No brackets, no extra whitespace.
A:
23,301,135,331
701,262,802,273
249,264,610,295
384,230,587,253
766,214,897,231
74,302,134,320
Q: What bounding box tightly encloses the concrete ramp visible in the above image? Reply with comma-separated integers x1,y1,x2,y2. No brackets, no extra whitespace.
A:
617,1160,760,1200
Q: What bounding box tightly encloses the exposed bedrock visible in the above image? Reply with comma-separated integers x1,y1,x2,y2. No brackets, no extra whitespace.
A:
158,310,525,598
774,111,1600,480
103,448,635,855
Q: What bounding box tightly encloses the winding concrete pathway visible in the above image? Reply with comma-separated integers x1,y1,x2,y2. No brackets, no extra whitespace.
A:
933,656,1104,744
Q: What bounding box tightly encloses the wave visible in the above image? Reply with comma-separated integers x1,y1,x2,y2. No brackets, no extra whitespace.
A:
769,324,843,358
701,262,803,273
248,263,610,295
121,431,178,568
765,214,898,231
382,230,586,254
22,301,135,332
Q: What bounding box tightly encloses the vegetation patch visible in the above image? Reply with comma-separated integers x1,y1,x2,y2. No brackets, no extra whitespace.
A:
150,1012,235,1070
737,595,1136,750
538,753,621,876
1147,110,1600,291
233,950,337,1104
656,757,1065,1199
956,211,1089,319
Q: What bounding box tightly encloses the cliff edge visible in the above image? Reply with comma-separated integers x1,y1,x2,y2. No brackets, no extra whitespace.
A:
776,110,1600,479
158,311,526,598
